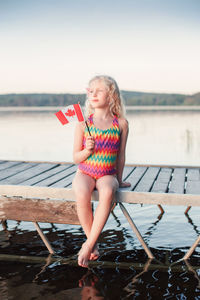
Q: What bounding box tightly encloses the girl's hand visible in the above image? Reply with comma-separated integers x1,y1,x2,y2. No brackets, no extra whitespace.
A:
119,181,131,188
85,136,95,153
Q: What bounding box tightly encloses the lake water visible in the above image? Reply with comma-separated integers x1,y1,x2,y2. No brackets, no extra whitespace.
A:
0,107,200,166
0,107,200,299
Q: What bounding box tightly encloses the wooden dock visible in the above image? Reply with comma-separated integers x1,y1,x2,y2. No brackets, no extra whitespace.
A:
0,160,200,260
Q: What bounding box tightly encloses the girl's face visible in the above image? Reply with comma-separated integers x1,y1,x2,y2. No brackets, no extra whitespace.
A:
87,80,110,109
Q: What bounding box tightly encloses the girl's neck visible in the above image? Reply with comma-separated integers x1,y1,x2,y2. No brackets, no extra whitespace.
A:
92,108,114,130
93,108,112,120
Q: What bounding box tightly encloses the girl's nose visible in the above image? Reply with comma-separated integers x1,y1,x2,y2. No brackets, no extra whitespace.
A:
93,90,97,96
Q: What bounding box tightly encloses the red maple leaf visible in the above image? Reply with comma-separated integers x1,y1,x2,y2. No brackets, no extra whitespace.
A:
65,109,75,117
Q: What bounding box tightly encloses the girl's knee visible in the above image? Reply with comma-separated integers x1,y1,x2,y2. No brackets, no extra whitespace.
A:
99,185,115,199
74,185,91,200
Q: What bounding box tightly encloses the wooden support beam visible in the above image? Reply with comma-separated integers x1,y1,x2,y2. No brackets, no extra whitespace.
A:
185,206,191,214
119,203,154,259
183,236,200,260
0,195,80,225
33,222,55,254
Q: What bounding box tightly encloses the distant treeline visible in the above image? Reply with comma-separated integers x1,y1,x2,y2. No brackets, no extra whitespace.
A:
0,91,199,106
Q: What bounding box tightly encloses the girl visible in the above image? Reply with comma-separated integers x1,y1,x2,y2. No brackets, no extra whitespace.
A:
72,75,131,268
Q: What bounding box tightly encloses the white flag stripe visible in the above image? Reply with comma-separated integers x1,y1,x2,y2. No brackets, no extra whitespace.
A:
62,105,78,122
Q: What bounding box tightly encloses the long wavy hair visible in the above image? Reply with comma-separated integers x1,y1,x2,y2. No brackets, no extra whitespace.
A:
85,75,126,119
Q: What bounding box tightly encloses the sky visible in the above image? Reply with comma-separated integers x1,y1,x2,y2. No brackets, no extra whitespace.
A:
0,0,200,95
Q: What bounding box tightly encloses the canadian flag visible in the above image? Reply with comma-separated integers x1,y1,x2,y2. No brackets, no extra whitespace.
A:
55,103,84,125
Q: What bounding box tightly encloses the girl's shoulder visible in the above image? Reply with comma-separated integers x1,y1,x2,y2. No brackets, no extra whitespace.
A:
118,117,129,130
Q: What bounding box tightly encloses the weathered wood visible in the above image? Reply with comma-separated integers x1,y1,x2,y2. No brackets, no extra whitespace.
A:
134,167,160,192
186,181,200,195
125,166,147,191
1,184,200,207
50,166,78,188
0,163,58,185
0,195,80,225
0,162,37,181
0,161,21,170
151,168,172,193
19,164,73,186
187,168,200,181
168,168,186,194
186,168,200,194
34,165,77,187
122,166,135,181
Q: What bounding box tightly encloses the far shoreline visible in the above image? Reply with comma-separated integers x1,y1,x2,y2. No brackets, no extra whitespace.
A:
0,106,200,112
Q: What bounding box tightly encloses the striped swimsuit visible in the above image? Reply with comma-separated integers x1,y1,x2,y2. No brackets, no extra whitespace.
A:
78,114,120,179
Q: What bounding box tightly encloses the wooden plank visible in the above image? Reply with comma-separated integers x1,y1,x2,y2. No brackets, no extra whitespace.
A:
134,167,160,192
0,163,58,185
50,167,77,187
0,161,22,171
185,168,200,194
187,168,200,181
168,168,186,194
19,164,73,186
34,165,77,187
151,168,172,193
1,185,200,206
125,167,147,191
186,181,200,195
0,195,80,224
122,166,135,181
116,190,200,206
0,162,38,181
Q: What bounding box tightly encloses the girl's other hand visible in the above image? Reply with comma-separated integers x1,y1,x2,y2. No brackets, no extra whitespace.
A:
85,136,95,152
119,181,131,188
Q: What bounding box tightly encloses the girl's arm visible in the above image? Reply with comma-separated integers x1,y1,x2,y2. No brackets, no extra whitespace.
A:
116,118,131,188
73,122,94,164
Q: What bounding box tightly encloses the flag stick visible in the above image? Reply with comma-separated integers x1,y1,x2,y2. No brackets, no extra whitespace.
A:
85,121,91,136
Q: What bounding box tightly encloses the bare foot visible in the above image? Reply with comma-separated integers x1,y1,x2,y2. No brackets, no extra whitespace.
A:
78,242,92,268
90,244,99,261
119,181,131,188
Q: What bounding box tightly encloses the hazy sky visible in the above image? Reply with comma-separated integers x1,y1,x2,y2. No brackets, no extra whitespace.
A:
0,0,200,94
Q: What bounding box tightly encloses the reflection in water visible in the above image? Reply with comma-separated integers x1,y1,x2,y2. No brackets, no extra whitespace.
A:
79,270,104,300
185,212,200,236
0,232,200,299
2,253,200,299
185,129,193,154
123,258,152,297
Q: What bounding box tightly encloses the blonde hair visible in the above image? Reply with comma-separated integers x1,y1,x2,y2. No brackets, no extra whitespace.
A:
85,75,126,118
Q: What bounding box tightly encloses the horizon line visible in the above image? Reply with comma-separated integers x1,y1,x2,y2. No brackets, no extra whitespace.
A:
0,90,198,96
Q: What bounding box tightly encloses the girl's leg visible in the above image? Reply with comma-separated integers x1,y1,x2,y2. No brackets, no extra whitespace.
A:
78,175,119,268
72,170,96,242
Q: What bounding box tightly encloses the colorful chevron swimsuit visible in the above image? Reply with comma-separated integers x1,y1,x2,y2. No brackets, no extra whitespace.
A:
78,114,120,179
